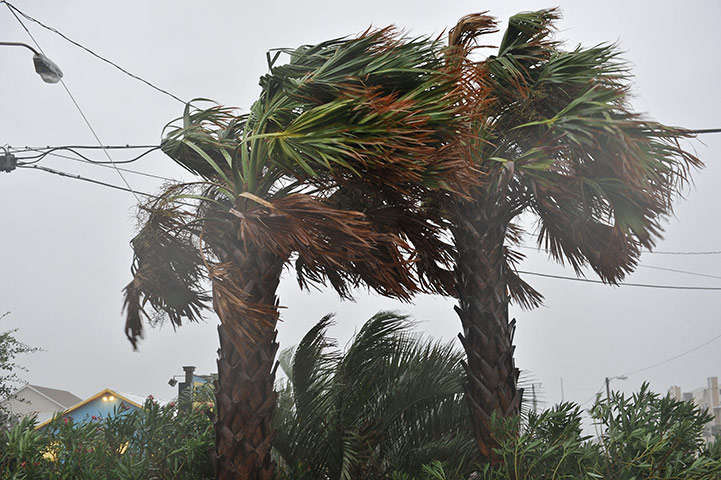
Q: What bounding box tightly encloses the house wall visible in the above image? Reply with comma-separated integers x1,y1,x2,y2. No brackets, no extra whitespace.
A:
1,388,63,419
63,395,141,423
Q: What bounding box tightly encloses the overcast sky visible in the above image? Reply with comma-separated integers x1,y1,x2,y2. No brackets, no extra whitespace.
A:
1,0,719,412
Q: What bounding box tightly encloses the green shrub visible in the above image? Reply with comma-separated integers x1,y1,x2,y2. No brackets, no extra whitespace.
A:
0,397,213,479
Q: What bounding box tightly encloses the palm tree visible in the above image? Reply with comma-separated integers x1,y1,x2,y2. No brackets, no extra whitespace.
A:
122,29,475,480
273,311,478,480
446,9,701,461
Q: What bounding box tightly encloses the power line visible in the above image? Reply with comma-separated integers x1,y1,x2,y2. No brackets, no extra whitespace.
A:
578,331,721,407
579,382,606,407
521,234,721,256
517,270,721,291
619,332,721,377
14,145,161,165
6,4,141,202
637,264,721,281
685,128,721,134
19,164,157,198
18,148,179,182
9,144,160,153
643,249,721,256
2,1,188,105
517,245,721,280
19,163,204,209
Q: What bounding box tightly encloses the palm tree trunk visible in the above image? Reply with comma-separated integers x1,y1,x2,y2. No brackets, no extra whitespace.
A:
452,200,522,462
210,248,286,480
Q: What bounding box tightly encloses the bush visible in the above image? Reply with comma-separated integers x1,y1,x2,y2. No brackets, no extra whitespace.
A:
409,383,721,480
0,397,213,479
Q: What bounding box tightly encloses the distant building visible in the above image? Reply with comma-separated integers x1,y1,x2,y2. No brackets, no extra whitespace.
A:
669,377,721,443
35,388,150,429
1,384,82,425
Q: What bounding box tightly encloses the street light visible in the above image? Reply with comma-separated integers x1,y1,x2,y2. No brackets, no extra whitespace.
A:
605,375,628,403
0,41,63,83
605,375,628,427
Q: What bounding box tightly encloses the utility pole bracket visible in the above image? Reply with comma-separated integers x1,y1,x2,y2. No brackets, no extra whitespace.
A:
0,151,17,173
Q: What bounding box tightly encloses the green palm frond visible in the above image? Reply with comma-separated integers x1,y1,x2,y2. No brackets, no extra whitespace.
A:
252,27,475,192
273,312,478,479
456,8,701,288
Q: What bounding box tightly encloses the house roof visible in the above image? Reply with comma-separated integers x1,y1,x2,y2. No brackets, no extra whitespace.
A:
35,388,147,429
27,385,82,409
62,388,145,413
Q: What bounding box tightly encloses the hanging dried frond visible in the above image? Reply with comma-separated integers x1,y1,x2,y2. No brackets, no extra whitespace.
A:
123,184,211,349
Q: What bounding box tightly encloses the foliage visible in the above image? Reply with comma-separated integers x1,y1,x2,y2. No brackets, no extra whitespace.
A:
399,384,721,480
590,384,721,479
444,8,702,459
453,9,701,291
272,311,479,480
123,28,478,349
0,397,214,479
0,312,40,427
122,27,480,476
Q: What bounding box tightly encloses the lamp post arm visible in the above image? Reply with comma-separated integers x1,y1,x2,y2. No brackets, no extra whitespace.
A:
0,41,40,55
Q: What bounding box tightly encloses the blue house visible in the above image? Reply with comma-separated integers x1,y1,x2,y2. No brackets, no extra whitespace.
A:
35,388,147,429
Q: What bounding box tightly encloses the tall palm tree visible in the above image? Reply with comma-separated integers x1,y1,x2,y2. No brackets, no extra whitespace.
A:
122,29,475,480
446,9,701,461
273,311,478,480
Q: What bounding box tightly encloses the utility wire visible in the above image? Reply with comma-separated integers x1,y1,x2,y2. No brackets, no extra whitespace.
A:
619,332,721,377
2,1,188,105
518,245,721,280
685,128,721,134
643,249,721,256
517,270,721,291
19,164,157,198
578,331,721,407
637,264,721,281
15,146,161,165
9,144,160,153
579,382,606,407
19,164,204,209
6,4,141,202
18,148,178,182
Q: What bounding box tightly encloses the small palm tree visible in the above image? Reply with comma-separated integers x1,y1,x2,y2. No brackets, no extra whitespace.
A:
273,311,478,480
446,9,701,460
123,29,475,480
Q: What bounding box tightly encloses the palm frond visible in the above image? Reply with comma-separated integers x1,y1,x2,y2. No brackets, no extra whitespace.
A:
273,311,478,479
468,11,701,284
254,27,477,193
123,184,211,349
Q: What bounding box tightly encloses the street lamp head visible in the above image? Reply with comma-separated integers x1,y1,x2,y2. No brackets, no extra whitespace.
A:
0,41,63,84
32,52,63,83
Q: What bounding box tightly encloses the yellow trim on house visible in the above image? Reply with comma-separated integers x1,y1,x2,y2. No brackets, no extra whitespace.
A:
35,388,144,429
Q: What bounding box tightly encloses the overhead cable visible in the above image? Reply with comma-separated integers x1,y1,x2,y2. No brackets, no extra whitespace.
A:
19,164,156,198
6,4,141,202
2,1,188,105
518,245,721,279
15,145,161,165
619,332,721,377
517,270,721,291
18,149,178,182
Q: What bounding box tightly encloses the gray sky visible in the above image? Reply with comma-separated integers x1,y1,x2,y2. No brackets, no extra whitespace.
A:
1,0,719,411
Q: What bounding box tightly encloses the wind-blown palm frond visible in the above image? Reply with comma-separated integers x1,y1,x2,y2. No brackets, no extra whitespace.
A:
447,8,702,462
124,26,482,479
123,183,210,349
273,312,478,480
466,9,701,282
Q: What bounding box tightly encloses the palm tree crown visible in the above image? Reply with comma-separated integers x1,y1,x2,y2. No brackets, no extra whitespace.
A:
123,28,477,479
447,8,701,460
